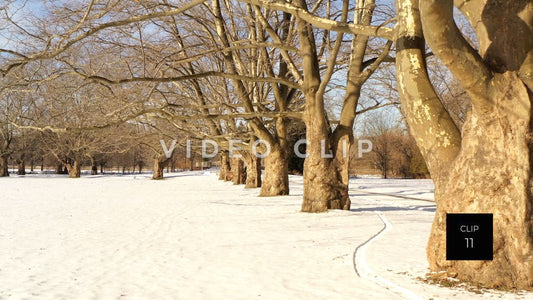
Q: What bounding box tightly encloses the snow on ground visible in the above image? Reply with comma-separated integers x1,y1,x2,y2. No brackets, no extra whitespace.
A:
0,171,531,299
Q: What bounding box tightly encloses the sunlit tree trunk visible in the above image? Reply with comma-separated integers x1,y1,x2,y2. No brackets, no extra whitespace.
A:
219,152,231,181
244,154,261,188
261,143,289,196
260,119,289,196
66,160,81,178
396,0,533,289
231,157,246,185
152,150,174,180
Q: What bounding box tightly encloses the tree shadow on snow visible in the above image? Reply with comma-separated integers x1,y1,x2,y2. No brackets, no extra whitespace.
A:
350,204,436,213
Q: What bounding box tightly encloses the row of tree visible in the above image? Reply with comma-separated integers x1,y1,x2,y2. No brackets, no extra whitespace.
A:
0,0,531,289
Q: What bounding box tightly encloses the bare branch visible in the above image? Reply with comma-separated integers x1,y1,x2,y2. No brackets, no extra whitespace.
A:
420,0,492,106
236,0,394,40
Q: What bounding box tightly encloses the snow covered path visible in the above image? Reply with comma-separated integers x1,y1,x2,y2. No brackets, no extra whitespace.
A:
0,172,530,299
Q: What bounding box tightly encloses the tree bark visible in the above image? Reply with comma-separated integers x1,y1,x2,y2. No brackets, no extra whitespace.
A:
301,116,349,212
152,155,172,180
332,132,350,182
231,157,246,185
219,152,231,181
244,154,261,188
260,144,289,196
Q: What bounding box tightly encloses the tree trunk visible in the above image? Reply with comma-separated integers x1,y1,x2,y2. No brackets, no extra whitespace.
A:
295,0,373,212
427,73,533,289
55,162,64,174
260,144,289,196
301,124,349,212
90,158,98,175
152,156,172,180
244,155,261,188
332,128,353,191
219,152,232,181
395,0,533,288
17,159,25,175
16,153,25,175
0,155,8,177
231,157,245,185
91,165,98,175
152,159,164,180
66,161,81,178
296,0,346,211
171,157,176,172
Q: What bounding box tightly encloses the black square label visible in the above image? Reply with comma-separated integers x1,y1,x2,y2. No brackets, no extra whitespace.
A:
446,213,493,260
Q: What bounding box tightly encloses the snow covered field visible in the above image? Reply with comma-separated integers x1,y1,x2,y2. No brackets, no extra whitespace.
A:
0,171,531,299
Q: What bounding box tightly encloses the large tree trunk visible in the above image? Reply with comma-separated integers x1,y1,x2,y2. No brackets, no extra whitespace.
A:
260,144,289,196
395,0,533,289
244,154,261,188
66,160,81,178
301,117,349,212
0,155,8,177
428,74,533,289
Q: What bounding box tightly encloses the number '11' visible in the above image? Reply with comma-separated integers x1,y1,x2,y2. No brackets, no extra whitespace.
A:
465,238,474,248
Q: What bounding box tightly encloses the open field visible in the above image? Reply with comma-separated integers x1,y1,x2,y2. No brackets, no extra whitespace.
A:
0,171,530,299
